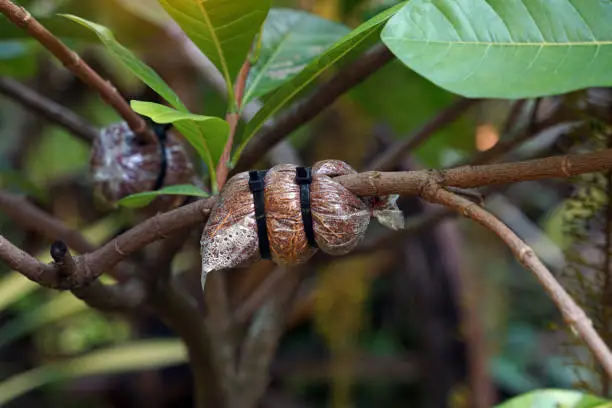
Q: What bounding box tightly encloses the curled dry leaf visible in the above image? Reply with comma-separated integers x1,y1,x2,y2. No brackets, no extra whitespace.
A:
90,121,195,211
200,160,404,285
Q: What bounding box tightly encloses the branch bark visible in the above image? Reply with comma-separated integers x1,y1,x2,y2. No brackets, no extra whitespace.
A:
0,77,97,143
419,184,612,378
3,148,612,290
0,0,155,144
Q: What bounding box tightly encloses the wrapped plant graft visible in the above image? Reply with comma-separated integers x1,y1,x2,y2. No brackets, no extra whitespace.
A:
91,121,195,209
200,159,404,285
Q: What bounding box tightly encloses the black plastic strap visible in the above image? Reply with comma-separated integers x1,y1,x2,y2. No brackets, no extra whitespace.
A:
152,123,172,191
295,167,318,248
249,170,271,259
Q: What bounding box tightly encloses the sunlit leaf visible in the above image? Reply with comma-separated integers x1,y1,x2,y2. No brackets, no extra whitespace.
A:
116,184,209,209
381,0,612,99
233,1,406,164
0,339,187,405
158,0,271,102
61,14,186,111
494,389,611,408
130,100,229,184
114,0,172,27
243,8,350,104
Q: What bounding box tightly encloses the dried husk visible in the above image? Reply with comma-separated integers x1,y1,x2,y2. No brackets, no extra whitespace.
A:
200,160,404,285
90,121,195,210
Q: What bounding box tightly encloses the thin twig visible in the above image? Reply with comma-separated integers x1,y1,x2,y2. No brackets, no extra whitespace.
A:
0,0,155,144
364,97,479,171
419,184,612,378
217,59,251,190
233,43,395,173
0,77,97,142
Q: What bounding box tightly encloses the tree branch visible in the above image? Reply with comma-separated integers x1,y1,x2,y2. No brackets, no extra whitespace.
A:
337,148,612,196
0,77,97,143
233,43,394,173
3,148,612,290
419,184,612,378
0,0,155,144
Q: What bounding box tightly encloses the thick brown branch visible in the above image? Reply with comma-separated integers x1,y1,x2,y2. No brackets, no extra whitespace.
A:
3,148,612,290
0,0,155,144
71,278,146,311
337,148,612,196
0,77,97,142
234,43,394,173
420,185,612,378
364,97,479,171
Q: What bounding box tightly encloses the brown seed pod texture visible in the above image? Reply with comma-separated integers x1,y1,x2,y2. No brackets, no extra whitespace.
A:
90,121,195,209
200,160,404,282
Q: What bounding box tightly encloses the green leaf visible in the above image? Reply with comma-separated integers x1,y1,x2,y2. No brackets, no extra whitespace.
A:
116,184,210,208
495,389,611,408
130,100,229,183
158,0,271,102
243,8,350,104
381,0,612,99
0,339,186,405
61,14,187,111
233,1,407,164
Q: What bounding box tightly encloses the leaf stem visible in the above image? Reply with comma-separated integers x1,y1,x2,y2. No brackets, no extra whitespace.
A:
216,59,251,190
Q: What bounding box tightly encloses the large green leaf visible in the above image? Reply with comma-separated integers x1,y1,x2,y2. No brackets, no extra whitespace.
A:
495,389,610,408
116,184,209,208
243,8,350,104
130,101,229,185
61,14,186,111
381,0,612,99
233,2,407,164
158,0,271,102
0,339,186,405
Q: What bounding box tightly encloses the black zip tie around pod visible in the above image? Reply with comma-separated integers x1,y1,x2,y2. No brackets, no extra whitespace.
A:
295,167,318,248
152,123,171,191
248,170,272,259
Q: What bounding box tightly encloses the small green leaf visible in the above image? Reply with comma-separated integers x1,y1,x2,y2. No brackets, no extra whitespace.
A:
495,389,611,408
233,2,406,164
381,0,612,99
158,0,271,102
131,100,229,183
0,339,187,405
61,14,187,111
116,184,210,209
243,8,350,104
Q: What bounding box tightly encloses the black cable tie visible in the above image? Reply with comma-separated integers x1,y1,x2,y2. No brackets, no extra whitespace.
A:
295,167,318,249
152,123,170,191
248,170,271,260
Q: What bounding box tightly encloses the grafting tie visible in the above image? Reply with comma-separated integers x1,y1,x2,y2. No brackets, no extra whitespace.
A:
296,167,318,248
152,123,171,191
248,170,271,259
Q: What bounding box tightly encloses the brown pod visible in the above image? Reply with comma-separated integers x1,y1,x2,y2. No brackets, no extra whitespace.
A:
310,160,371,255
90,121,195,209
200,160,404,284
